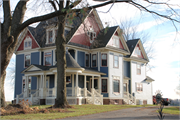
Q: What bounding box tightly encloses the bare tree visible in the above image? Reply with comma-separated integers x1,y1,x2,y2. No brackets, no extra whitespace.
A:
1,0,180,107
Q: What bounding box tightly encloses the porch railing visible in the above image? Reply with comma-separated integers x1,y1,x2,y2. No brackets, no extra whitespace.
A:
46,88,56,97
123,92,136,105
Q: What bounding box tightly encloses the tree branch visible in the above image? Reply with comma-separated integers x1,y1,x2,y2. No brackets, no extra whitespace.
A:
49,0,58,11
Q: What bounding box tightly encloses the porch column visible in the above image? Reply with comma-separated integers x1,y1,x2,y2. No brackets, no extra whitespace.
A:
25,76,29,97
98,77,101,93
92,76,94,89
75,50,77,62
72,74,74,96
36,76,39,89
40,75,43,88
55,73,57,96
75,72,78,96
84,75,87,97
44,74,46,88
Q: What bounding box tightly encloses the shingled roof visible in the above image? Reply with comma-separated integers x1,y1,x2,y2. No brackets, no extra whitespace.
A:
28,9,92,48
126,39,139,56
90,26,118,49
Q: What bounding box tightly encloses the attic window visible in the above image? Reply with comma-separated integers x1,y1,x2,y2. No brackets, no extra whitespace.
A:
135,47,141,56
24,36,32,50
48,30,53,43
113,35,119,48
87,27,96,43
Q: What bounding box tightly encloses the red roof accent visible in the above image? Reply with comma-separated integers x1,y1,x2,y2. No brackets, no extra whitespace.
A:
17,31,39,51
136,44,144,59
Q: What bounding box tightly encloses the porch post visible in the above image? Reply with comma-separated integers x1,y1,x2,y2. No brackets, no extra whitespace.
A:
84,75,87,97
55,73,57,96
37,76,39,89
72,74,74,96
98,77,101,93
92,76,94,89
75,72,78,96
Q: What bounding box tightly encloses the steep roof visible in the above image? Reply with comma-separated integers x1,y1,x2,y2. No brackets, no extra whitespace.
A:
27,9,93,48
126,39,139,56
90,26,118,49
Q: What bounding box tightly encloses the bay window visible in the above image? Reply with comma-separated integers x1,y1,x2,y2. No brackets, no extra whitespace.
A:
113,79,120,93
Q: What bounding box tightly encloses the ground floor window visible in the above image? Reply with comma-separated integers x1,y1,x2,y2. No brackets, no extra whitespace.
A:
123,83,127,92
102,79,107,93
113,80,120,93
136,83,143,92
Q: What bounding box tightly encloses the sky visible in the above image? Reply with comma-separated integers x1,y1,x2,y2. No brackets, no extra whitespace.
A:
1,0,180,101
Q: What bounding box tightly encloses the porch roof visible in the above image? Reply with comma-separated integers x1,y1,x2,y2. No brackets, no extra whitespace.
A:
82,68,106,75
144,76,155,82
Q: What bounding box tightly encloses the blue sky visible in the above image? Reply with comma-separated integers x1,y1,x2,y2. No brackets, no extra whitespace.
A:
1,0,180,101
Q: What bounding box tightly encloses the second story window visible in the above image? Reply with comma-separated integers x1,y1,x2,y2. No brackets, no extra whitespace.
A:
85,54,89,67
113,55,119,68
137,64,141,75
25,54,30,68
101,53,107,67
45,52,52,66
48,31,53,43
92,54,97,67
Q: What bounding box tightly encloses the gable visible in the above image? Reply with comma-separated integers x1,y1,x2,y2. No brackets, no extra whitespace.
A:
107,31,124,49
17,30,39,51
26,66,41,72
68,10,102,47
132,43,144,59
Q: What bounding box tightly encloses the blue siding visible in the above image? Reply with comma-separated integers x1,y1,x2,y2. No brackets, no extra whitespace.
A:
14,54,24,98
100,67,108,77
31,52,39,65
41,52,44,65
77,51,85,67
123,61,130,78
52,50,53,66
31,77,37,90
49,75,54,88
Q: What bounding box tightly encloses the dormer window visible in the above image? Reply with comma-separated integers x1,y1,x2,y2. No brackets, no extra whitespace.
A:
24,36,32,50
135,47,141,56
48,30,53,43
87,27,96,43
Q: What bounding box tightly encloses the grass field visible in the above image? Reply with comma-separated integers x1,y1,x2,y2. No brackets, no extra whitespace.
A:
1,104,142,119
163,107,180,115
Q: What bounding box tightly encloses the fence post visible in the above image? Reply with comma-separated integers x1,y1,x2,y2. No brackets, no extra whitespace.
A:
16,95,19,104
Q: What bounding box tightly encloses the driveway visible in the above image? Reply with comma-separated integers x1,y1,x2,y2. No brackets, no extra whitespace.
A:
61,106,179,120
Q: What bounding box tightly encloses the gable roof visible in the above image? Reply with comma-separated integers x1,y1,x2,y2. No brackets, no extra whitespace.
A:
126,39,149,62
90,26,118,49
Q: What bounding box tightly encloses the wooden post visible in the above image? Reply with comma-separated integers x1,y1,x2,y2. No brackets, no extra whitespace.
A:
72,74,74,96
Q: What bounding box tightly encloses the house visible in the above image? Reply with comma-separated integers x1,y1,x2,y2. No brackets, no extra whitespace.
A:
14,9,154,105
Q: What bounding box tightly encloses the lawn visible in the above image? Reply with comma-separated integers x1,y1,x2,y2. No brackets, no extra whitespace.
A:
163,106,180,115
1,104,140,119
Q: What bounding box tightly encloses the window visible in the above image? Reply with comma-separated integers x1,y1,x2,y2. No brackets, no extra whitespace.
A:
101,53,107,66
22,77,31,92
22,79,25,92
66,76,71,83
136,83,143,92
113,55,119,68
113,80,120,93
102,79,107,93
123,83,127,92
137,64,141,75
25,54,30,67
113,36,119,47
24,36,32,49
85,54,89,67
45,52,52,66
92,54,97,67
48,31,53,43
135,47,141,56
87,27,96,43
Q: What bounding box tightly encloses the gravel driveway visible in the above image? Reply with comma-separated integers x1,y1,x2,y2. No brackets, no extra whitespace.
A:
60,106,179,120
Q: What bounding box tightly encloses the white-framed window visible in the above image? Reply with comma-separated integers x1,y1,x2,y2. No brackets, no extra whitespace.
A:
113,35,119,48
46,77,49,88
92,54,97,67
123,83,127,92
44,52,52,66
101,53,107,67
137,64,141,75
85,54,90,67
22,76,31,92
113,55,119,68
48,30,53,43
136,83,143,92
87,27,96,43
24,36,32,50
135,47,141,56
113,79,120,93
66,76,71,83
25,54,31,68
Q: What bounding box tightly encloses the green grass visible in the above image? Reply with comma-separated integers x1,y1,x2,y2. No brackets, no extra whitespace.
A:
1,104,140,119
163,107,180,115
